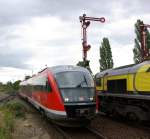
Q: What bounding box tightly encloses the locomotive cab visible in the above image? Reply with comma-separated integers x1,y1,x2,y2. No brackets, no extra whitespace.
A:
53,67,96,126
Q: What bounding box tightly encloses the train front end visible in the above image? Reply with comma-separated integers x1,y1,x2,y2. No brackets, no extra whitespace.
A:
54,66,96,126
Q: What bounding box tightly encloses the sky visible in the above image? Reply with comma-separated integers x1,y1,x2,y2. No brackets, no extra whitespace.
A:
0,0,150,83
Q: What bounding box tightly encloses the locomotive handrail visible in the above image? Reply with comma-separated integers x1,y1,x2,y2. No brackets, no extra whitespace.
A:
98,92,150,100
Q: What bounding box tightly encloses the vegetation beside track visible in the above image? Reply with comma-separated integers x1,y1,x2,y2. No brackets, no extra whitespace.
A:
0,101,26,139
0,80,20,94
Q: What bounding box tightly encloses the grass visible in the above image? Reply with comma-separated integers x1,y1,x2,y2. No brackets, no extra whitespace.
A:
0,84,17,95
0,101,26,139
0,128,9,139
0,111,14,139
4,102,26,118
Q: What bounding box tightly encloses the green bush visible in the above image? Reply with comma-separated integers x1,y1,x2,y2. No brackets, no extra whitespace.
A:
0,101,26,139
5,102,26,118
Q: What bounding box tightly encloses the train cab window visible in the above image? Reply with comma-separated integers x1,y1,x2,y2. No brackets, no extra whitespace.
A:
107,79,127,93
55,71,94,88
46,79,52,92
96,78,101,86
55,71,95,102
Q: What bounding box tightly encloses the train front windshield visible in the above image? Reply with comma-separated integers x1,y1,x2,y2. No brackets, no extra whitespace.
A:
55,71,95,103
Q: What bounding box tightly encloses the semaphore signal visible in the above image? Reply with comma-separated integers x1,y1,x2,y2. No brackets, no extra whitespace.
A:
79,14,105,67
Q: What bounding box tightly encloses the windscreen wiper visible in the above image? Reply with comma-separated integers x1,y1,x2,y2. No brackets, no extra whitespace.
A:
75,80,86,88
75,75,87,88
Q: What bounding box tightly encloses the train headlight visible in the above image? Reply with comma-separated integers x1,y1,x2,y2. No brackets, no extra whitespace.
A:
89,97,93,101
64,97,69,102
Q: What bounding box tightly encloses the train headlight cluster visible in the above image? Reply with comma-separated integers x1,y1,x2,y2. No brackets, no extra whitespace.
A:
64,97,69,102
89,97,94,101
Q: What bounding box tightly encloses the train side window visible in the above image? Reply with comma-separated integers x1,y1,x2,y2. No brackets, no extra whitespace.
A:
107,79,127,93
46,79,52,92
96,78,101,86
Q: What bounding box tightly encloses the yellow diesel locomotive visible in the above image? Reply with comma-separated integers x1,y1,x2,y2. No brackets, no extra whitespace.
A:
95,60,150,121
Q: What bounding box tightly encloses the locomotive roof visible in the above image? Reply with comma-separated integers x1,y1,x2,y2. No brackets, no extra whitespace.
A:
48,65,89,74
96,60,150,78
21,65,90,84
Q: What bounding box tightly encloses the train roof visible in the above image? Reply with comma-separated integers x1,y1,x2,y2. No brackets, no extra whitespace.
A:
96,60,150,78
95,69,113,78
48,65,90,74
21,65,90,84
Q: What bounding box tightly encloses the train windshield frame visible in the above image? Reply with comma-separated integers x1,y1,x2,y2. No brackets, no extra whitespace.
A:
54,71,95,103
54,71,94,88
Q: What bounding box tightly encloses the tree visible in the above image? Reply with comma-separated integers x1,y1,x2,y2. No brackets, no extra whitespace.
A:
25,75,31,80
13,80,21,91
133,20,150,63
99,38,113,71
6,81,13,88
76,60,92,73
77,61,85,67
5,81,14,93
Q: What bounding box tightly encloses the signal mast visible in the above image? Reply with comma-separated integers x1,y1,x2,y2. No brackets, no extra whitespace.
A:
79,14,105,67
140,23,150,61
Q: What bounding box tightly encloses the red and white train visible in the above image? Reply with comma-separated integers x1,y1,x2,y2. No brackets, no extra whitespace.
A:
19,65,97,126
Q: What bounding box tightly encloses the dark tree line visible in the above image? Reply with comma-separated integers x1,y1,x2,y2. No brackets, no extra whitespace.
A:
0,80,21,93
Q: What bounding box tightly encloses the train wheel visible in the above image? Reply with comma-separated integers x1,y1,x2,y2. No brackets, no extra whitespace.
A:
112,109,118,118
127,112,139,121
105,111,111,117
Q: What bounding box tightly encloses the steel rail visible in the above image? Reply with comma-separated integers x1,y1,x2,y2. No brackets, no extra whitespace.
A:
86,127,107,139
0,94,16,103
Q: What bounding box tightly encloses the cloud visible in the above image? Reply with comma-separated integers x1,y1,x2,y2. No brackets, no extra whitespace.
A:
0,52,30,69
0,16,82,71
0,0,150,82
0,67,31,83
0,27,33,69
0,0,118,26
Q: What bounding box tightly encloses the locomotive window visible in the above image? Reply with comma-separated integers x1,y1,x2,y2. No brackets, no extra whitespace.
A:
96,78,101,86
107,79,127,93
55,71,94,88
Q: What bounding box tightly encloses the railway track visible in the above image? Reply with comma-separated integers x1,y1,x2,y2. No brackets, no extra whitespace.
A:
0,93,16,103
16,97,150,139
50,123,71,139
98,113,150,133
19,96,107,139
1,95,149,139
39,111,107,139
49,123,107,139
86,127,107,139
